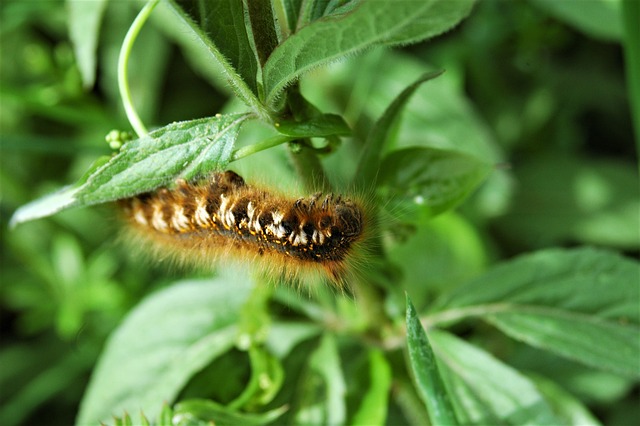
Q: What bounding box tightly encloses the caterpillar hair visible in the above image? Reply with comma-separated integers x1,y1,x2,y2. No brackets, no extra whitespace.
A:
119,171,370,288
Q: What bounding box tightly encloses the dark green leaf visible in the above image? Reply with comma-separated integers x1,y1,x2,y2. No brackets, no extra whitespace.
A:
430,330,561,425
405,295,458,425
246,0,279,67
432,247,640,377
167,1,264,114
263,0,475,105
76,270,254,425
66,0,107,88
379,147,492,217
169,0,258,93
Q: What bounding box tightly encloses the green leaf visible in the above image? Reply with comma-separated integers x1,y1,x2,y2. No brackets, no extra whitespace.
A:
488,310,639,378
9,185,80,227
167,1,266,116
173,399,287,426
296,0,348,29
430,330,561,425
378,147,492,218
79,114,251,204
530,374,601,426
169,0,258,94
432,247,640,377
274,113,350,138
263,0,475,105
356,70,444,186
529,0,622,41
66,0,107,88
159,403,173,426
76,270,254,425
405,295,458,426
350,349,392,426
265,322,322,359
10,114,250,226
296,333,346,425
246,0,279,67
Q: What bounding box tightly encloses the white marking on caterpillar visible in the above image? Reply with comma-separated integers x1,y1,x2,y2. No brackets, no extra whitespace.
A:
151,204,168,232
272,211,284,225
195,197,209,227
172,206,190,231
132,199,148,226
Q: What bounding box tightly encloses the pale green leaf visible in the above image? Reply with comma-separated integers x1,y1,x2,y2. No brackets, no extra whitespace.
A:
531,374,602,426
488,310,640,378
432,247,640,377
9,186,80,227
76,270,254,425
431,330,561,425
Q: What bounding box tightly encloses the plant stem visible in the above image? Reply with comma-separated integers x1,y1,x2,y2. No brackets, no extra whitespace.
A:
284,86,331,192
289,141,331,192
118,0,159,137
231,134,293,161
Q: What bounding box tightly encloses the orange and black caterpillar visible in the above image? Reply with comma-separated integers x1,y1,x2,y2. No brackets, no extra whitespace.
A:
119,171,367,287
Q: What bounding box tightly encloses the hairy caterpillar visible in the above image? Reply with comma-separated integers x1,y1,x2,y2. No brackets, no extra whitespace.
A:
119,171,368,288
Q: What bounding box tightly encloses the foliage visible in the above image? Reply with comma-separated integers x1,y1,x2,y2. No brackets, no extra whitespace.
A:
1,0,638,425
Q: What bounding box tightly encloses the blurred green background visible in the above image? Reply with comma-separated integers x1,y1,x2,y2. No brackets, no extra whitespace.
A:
1,0,637,425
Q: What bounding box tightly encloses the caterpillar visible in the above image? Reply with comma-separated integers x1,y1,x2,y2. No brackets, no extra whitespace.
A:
119,171,368,288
